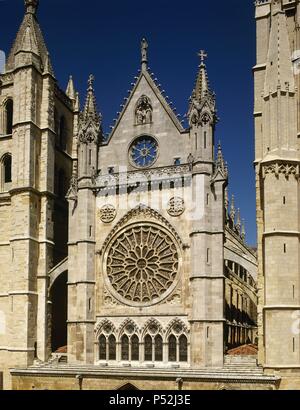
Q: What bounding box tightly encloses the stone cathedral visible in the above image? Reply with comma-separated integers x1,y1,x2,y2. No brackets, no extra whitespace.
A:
0,0,293,390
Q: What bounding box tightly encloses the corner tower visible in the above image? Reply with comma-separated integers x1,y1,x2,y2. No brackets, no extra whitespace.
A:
254,0,300,384
0,0,74,387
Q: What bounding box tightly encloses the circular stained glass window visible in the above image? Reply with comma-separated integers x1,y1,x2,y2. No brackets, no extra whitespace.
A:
104,224,180,306
130,136,158,168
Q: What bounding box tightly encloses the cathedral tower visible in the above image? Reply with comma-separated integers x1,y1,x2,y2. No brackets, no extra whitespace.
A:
0,0,74,387
254,0,300,386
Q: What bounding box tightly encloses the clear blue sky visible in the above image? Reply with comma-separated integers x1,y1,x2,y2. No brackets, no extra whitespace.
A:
1,0,257,245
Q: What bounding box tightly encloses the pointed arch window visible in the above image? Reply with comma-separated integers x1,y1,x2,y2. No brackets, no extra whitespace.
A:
179,335,188,362
131,335,139,361
108,335,116,360
121,335,129,361
5,99,13,135
1,153,12,192
155,335,163,362
168,335,177,362
144,335,152,361
99,335,106,361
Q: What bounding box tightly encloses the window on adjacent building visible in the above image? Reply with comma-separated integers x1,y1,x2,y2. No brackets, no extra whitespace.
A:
3,154,12,183
1,153,12,192
5,99,13,135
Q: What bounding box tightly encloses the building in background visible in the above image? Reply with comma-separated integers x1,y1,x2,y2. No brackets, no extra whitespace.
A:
254,0,300,389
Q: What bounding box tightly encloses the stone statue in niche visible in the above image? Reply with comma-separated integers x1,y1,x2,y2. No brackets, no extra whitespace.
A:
135,95,153,125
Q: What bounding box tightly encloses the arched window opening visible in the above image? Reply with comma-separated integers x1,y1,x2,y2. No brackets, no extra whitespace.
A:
108,335,116,360
50,270,68,353
155,335,163,362
179,335,188,362
144,335,152,361
168,335,177,362
121,335,129,361
99,335,106,361
131,335,139,361
5,99,13,135
3,154,12,183
59,116,67,150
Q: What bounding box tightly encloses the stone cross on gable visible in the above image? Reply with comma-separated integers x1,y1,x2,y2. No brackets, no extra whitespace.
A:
88,74,95,88
198,50,208,64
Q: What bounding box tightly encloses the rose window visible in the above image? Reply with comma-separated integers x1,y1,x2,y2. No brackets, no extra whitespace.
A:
105,224,179,305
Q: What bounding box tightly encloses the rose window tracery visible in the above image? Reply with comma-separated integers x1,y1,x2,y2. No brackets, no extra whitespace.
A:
105,224,179,305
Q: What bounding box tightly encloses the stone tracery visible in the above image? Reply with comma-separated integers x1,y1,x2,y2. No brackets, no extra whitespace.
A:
106,224,179,304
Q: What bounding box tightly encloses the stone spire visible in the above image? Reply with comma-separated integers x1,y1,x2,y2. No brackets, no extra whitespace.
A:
78,75,102,145
25,0,39,15
194,50,210,102
212,142,228,181
6,0,54,75
66,76,76,100
188,51,216,127
236,208,241,232
230,195,236,222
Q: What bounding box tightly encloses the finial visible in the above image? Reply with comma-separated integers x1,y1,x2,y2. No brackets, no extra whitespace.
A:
25,0,39,15
74,92,80,112
198,49,208,66
66,75,76,100
141,38,148,71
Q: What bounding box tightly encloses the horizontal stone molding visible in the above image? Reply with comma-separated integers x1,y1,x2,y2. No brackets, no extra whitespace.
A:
190,230,224,237
190,276,225,280
9,367,280,384
263,230,300,237
263,305,300,310
67,320,96,324
189,319,226,323
0,347,35,352
8,291,38,296
67,281,96,286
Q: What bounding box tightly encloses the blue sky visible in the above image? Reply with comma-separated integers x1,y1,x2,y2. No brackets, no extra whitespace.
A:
1,0,257,244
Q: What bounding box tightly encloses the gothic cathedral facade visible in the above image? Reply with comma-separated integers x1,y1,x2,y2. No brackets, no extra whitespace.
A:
0,0,273,390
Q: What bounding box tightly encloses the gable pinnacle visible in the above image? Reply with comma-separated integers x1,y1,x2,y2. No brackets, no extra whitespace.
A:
141,38,148,71
25,0,39,15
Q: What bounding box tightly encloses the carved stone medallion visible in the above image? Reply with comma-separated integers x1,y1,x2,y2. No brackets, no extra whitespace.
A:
167,197,185,217
99,204,117,223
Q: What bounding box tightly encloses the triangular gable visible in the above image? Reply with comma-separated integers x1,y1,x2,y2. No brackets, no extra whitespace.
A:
104,69,185,144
